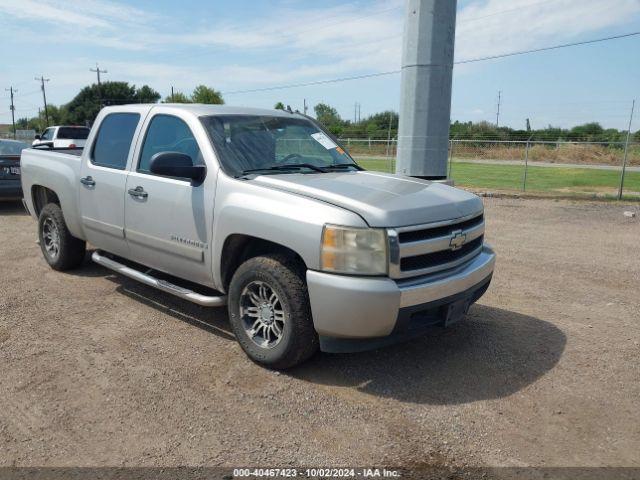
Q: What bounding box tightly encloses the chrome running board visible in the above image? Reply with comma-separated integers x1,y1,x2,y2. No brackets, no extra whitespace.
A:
91,250,227,307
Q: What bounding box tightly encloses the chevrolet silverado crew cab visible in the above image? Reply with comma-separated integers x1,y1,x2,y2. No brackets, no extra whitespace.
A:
21,104,495,369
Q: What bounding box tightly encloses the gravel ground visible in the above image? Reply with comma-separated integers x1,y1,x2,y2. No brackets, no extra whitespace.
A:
0,198,638,469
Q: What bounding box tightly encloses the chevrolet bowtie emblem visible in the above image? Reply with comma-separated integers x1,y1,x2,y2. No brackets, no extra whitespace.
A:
449,229,467,251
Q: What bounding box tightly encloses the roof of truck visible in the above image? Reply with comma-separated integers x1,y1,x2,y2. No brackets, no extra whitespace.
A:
102,104,303,118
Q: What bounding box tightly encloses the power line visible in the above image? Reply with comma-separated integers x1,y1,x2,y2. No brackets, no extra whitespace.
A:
455,31,640,65
223,70,400,95
223,30,640,95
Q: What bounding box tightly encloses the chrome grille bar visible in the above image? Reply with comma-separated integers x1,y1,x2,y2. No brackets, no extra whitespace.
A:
387,211,485,279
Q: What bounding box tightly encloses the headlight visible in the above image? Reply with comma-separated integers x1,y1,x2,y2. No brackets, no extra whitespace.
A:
320,224,388,275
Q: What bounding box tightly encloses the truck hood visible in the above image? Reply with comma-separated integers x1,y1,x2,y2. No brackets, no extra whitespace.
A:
250,171,483,227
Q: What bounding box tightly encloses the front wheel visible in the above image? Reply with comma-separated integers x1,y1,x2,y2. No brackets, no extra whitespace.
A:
38,203,86,271
227,254,318,369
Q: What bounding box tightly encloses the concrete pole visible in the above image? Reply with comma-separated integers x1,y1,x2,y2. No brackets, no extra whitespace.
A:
396,0,457,179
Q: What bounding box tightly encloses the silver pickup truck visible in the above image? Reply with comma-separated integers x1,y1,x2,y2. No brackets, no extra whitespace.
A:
21,104,495,369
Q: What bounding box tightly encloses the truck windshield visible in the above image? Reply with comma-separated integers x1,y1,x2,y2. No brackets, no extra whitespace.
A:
200,115,358,177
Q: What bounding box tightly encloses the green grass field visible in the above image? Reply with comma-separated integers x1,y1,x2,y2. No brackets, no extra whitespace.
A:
356,158,640,198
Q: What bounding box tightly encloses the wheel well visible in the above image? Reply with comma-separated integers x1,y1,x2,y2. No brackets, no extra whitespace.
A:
220,234,306,290
31,186,60,217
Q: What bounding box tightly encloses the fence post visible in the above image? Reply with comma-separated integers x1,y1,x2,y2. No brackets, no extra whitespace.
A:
447,138,455,179
618,99,635,200
522,136,533,191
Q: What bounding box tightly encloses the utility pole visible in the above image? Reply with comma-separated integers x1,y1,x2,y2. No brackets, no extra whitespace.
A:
5,86,17,139
618,99,635,200
358,103,361,123
496,90,502,127
396,0,457,179
35,75,50,126
171,86,175,102
303,98,308,115
90,63,108,107
354,102,358,123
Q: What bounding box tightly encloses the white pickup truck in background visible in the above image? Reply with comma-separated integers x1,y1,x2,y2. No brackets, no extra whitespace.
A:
32,125,91,149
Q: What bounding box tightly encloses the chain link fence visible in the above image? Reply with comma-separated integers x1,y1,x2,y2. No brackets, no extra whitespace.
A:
340,138,640,199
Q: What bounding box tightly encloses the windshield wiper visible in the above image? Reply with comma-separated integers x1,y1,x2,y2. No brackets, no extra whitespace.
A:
239,163,327,176
323,163,360,171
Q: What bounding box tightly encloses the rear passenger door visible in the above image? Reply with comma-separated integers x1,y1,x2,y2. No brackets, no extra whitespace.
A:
124,112,214,286
79,112,142,258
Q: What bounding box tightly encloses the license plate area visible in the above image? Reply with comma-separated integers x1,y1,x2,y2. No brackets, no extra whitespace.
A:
444,299,470,326
2,166,20,176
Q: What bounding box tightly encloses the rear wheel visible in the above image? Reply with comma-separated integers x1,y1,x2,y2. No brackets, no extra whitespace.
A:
38,203,86,271
228,254,318,369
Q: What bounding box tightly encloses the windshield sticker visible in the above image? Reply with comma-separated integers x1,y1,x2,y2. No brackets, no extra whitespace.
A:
311,132,338,150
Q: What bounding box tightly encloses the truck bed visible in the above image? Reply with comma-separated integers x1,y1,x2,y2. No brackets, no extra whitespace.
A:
20,147,84,238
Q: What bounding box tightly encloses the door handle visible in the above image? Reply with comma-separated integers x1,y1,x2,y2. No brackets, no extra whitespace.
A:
80,176,95,187
128,186,148,199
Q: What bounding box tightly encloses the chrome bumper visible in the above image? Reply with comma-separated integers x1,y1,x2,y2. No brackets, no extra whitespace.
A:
306,245,496,339
397,245,495,308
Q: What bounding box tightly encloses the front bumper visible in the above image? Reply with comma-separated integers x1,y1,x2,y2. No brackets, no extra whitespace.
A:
306,244,496,352
0,180,22,199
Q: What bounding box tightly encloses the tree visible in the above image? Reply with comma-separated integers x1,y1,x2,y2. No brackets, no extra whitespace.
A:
137,85,161,103
191,85,224,104
164,91,191,103
274,102,285,110
314,103,340,124
65,82,160,125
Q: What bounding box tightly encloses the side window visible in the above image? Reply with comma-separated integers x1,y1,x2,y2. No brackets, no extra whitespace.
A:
91,113,140,170
138,115,202,174
41,128,53,141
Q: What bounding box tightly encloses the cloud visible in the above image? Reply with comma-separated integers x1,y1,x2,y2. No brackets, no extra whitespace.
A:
455,0,640,62
2,0,639,106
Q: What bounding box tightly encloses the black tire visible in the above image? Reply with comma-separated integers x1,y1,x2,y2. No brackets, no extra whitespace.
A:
228,254,318,369
38,203,86,271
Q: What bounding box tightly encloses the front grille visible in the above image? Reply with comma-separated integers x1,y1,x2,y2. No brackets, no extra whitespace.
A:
400,236,483,272
389,213,485,279
399,215,483,243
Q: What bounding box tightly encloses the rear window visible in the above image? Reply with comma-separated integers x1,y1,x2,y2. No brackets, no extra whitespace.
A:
91,113,140,170
57,127,90,140
0,140,28,155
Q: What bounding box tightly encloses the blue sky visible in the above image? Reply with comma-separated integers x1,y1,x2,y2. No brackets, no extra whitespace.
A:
1,0,639,131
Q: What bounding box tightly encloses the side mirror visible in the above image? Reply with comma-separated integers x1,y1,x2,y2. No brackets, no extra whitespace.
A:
34,134,41,140
149,151,206,183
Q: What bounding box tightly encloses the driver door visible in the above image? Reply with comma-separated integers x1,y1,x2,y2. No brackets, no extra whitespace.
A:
124,112,215,287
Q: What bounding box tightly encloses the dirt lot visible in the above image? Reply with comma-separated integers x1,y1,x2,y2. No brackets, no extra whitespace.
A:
0,198,638,469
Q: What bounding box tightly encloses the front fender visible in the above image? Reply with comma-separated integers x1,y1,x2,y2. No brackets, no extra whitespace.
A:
211,174,367,289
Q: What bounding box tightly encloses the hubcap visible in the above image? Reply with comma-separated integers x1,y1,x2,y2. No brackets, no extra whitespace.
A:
239,280,285,349
42,217,60,259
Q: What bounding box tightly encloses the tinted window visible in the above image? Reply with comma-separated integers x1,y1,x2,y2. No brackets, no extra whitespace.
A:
0,140,28,155
41,128,54,141
57,127,90,139
138,115,202,173
92,113,140,169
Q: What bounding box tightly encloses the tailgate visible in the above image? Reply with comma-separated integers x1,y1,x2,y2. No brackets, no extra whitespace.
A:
0,155,20,179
